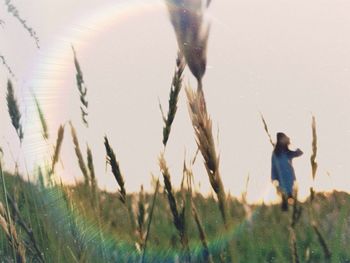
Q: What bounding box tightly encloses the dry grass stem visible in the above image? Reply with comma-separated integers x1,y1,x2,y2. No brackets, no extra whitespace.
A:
308,116,332,261
260,112,274,147
310,115,318,191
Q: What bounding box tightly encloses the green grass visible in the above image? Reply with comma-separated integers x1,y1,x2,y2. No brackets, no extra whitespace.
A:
0,171,349,262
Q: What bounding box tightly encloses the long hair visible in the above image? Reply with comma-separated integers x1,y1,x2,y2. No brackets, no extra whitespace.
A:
274,132,289,156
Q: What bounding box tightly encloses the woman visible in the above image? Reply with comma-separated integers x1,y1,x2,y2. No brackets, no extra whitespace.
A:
271,132,303,211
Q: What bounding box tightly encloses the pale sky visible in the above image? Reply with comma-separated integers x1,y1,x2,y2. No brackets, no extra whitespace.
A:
1,0,350,203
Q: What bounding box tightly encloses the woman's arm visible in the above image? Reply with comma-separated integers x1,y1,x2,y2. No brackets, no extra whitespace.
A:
288,148,303,158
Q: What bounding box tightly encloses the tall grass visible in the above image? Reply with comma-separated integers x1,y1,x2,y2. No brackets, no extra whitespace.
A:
87,145,97,206
104,135,136,241
104,136,126,204
0,199,26,262
70,122,89,186
159,154,191,262
141,178,159,263
0,54,15,77
308,116,332,261
5,0,40,48
165,0,210,90
160,52,186,147
6,80,23,143
51,125,65,175
0,1,348,262
260,112,274,147
165,1,238,261
0,152,18,262
72,46,89,127
33,94,49,141
189,170,214,263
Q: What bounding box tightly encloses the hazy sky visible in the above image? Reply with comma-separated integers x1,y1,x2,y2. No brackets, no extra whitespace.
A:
1,0,350,203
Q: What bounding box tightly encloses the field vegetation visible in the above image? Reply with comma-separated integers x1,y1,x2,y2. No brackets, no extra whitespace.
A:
1,0,349,262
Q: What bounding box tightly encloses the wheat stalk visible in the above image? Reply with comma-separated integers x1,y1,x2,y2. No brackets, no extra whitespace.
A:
186,88,229,225
310,115,318,201
33,94,49,140
72,46,89,127
104,136,126,204
159,154,191,262
308,116,332,261
87,145,97,207
69,122,89,186
51,125,65,175
160,52,186,147
166,1,233,244
5,0,39,48
136,185,146,250
103,136,138,243
260,112,274,147
165,0,210,88
172,2,236,254
6,80,23,142
0,54,15,77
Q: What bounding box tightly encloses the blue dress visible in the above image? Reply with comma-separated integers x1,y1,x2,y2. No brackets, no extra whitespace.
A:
271,149,303,195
